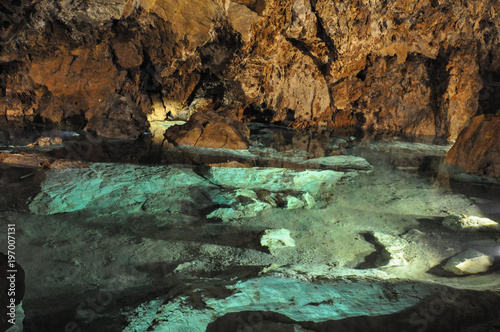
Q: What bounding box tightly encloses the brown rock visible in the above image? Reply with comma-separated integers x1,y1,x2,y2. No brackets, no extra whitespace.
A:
439,48,482,140
111,39,143,69
228,0,497,139
0,153,52,168
49,160,89,169
1,0,499,145
85,94,149,139
28,137,63,147
28,44,125,122
445,114,500,179
164,111,250,149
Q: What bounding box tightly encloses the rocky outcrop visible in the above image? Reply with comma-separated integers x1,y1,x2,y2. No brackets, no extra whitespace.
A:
1,0,498,139
232,0,499,140
164,111,250,149
0,4,202,132
28,162,356,217
85,94,149,139
1,0,499,186
443,249,495,276
445,114,500,179
443,214,500,232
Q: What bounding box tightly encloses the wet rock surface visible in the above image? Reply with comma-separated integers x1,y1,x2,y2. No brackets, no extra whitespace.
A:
0,0,499,174
0,126,499,331
164,111,250,149
445,114,500,180
443,214,500,232
442,249,495,276
85,94,149,139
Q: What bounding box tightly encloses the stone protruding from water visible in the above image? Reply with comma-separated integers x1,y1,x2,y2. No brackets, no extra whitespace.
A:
261,229,296,251
443,214,500,232
443,249,494,276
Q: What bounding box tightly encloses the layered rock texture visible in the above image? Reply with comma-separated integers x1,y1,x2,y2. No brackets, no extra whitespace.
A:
0,0,499,169
164,111,250,149
445,114,500,179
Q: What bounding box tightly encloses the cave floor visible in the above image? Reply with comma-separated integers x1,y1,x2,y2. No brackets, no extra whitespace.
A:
1,126,500,332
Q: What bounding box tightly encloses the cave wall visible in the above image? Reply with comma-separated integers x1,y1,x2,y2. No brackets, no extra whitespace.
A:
1,0,499,142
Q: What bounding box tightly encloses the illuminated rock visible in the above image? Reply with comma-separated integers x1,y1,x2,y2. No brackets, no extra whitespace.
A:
85,94,149,139
28,137,63,147
443,214,500,232
164,111,250,150
445,114,500,180
261,229,296,250
207,167,344,195
28,163,348,218
123,275,437,332
443,249,494,276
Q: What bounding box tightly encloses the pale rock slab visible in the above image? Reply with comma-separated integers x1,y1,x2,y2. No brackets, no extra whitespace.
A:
443,249,494,276
373,232,409,268
261,229,296,250
123,276,436,331
286,195,306,209
443,214,500,232
299,155,373,171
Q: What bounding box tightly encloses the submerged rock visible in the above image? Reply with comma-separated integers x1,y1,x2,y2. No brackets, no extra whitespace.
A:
445,114,500,180
122,275,436,332
443,249,494,276
443,214,500,232
261,229,296,250
28,163,348,219
206,167,343,221
299,155,373,171
85,94,149,139
28,164,218,215
207,167,344,195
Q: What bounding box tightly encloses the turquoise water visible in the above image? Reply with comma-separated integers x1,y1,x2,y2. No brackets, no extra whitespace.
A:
1,125,500,331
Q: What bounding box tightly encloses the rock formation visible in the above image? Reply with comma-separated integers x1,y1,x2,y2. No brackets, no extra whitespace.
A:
0,0,499,169
445,114,500,179
164,111,250,149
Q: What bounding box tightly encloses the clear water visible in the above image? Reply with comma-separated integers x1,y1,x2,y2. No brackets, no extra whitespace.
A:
1,124,500,331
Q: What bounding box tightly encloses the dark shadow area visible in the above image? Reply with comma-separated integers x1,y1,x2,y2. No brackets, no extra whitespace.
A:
0,166,45,212
80,219,269,253
354,232,391,269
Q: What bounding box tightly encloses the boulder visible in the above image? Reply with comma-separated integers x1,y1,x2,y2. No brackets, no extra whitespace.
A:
261,229,296,250
164,111,250,149
0,153,52,168
85,94,149,139
443,249,494,276
443,214,500,232
28,137,63,147
445,114,500,180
